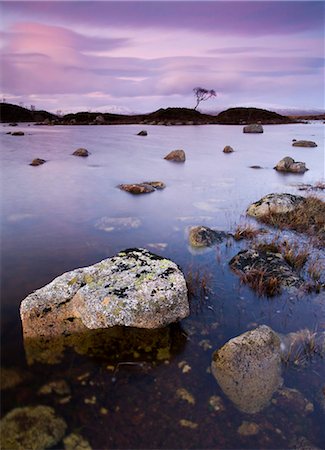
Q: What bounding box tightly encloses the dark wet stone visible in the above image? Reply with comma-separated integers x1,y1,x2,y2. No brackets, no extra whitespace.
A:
137,130,148,136
11,131,24,136
249,165,263,169
30,158,46,166
72,148,89,157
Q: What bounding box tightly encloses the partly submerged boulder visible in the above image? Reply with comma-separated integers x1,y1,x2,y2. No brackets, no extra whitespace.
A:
211,325,283,414
72,148,89,157
164,149,186,162
0,405,67,450
243,124,264,133
30,158,46,167
11,131,25,136
189,226,227,248
292,140,317,148
223,145,234,153
137,130,148,136
229,247,304,294
246,193,305,219
274,156,308,173
118,183,155,194
20,248,189,338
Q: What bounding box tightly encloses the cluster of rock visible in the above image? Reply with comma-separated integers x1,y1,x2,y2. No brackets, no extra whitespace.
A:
274,156,308,173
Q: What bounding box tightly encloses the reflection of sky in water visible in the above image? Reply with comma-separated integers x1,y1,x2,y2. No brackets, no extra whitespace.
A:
1,122,324,449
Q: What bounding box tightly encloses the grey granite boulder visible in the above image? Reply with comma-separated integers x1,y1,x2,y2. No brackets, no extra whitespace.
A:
164,149,186,162
246,193,305,218
0,405,67,450
211,325,283,414
189,226,227,248
20,248,189,338
274,156,308,173
72,148,89,157
243,124,264,133
292,140,317,148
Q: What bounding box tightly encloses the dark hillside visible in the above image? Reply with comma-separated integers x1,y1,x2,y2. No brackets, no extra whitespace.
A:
216,107,293,124
0,103,57,123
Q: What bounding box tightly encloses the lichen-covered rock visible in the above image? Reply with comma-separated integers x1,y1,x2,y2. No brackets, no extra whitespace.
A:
247,193,305,218
211,325,283,414
223,145,234,153
274,157,308,173
189,226,227,248
118,183,155,194
137,130,147,136
164,149,186,162
243,124,263,133
72,148,89,157
30,158,46,167
20,248,189,338
292,140,317,148
229,248,304,292
0,405,67,450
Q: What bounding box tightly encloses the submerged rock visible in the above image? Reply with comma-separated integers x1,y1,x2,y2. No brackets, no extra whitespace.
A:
63,433,92,450
0,368,25,390
223,145,234,153
137,130,147,136
292,140,317,148
72,148,89,157
274,156,308,173
118,183,155,194
20,248,189,339
164,149,186,162
243,124,264,133
211,325,283,414
189,226,227,248
95,216,141,232
249,165,263,169
229,247,304,294
246,193,305,218
30,158,46,167
0,405,67,450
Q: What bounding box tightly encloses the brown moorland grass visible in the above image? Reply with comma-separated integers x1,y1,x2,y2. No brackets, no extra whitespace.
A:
233,223,266,241
235,267,281,297
257,196,325,246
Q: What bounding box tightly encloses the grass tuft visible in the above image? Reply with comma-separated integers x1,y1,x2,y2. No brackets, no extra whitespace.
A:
233,223,266,241
235,268,281,297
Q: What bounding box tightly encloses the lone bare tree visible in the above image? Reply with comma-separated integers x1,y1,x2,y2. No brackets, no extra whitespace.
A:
193,87,216,110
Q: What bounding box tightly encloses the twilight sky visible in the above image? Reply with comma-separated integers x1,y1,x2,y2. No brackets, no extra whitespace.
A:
1,1,324,114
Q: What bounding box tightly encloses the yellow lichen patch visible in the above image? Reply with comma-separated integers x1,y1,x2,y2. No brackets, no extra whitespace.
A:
101,297,111,306
157,347,170,360
179,419,198,429
84,274,94,284
176,388,196,405
67,277,78,286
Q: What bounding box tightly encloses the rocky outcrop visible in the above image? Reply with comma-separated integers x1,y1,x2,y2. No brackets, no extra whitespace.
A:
30,158,46,167
229,248,304,293
72,148,89,157
292,140,317,148
118,182,165,194
246,193,305,218
243,124,264,133
189,226,227,248
20,248,189,338
274,157,308,173
223,145,234,153
0,405,67,450
137,130,147,136
211,325,283,414
164,149,186,162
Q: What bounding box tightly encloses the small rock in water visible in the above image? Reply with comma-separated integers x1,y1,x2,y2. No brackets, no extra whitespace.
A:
63,433,92,450
208,395,225,412
249,165,263,169
237,421,260,436
30,158,46,166
292,140,317,148
142,181,166,190
176,388,196,405
72,148,89,157
223,145,234,153
164,149,186,162
137,130,148,136
189,225,227,248
118,183,155,194
0,405,67,450
274,156,308,173
11,131,25,136
243,124,264,133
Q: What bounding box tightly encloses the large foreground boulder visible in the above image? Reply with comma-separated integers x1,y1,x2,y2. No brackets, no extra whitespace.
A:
229,248,304,295
243,124,263,133
246,193,305,218
274,156,308,173
211,325,283,414
20,248,189,339
0,405,67,450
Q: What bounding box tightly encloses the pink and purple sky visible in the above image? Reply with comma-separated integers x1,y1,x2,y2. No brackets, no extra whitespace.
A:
1,1,324,114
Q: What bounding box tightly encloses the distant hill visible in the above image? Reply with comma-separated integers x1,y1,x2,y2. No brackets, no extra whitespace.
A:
1,103,297,125
0,103,57,123
215,107,293,124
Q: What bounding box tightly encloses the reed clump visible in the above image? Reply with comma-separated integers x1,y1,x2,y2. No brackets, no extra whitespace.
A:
233,223,266,241
235,267,281,297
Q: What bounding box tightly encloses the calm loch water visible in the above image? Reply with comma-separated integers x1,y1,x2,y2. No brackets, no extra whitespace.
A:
1,122,324,449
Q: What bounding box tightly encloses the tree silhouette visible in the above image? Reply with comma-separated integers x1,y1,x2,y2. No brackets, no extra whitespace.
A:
193,87,216,110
